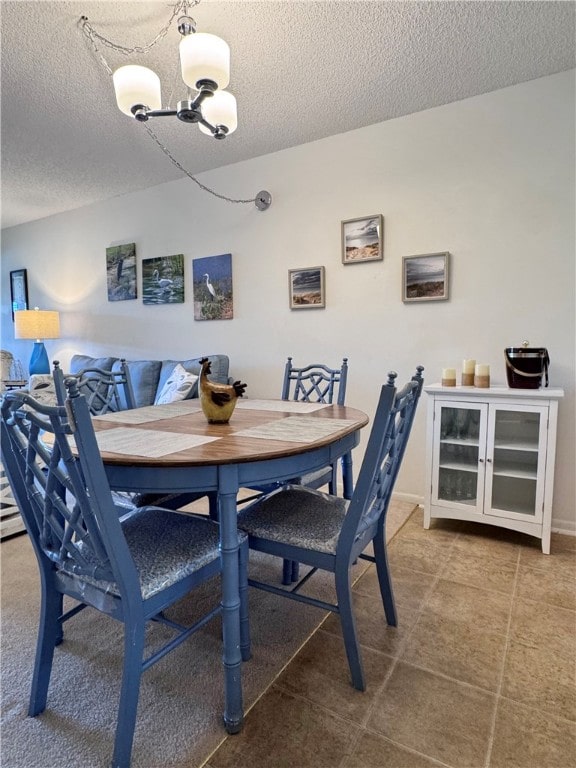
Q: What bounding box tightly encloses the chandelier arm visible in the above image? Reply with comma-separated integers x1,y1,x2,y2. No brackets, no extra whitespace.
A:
143,125,270,209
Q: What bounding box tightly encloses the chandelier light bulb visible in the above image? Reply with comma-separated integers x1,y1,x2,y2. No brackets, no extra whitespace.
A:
180,32,230,90
199,90,238,135
113,65,162,116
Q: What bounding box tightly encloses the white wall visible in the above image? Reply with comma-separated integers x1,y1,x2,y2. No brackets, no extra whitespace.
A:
2,71,575,532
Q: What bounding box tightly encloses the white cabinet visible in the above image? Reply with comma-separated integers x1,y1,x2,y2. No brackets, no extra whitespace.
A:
423,385,564,553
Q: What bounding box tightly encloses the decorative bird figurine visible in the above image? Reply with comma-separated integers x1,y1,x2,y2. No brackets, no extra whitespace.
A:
199,357,247,424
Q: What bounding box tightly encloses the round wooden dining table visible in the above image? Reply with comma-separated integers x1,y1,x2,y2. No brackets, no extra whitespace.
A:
91,398,369,734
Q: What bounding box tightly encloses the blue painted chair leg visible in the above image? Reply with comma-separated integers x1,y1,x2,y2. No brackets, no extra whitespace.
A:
28,577,61,716
290,560,299,582
239,540,251,661
111,622,146,768
373,534,397,626
282,559,292,585
55,593,64,646
335,568,365,691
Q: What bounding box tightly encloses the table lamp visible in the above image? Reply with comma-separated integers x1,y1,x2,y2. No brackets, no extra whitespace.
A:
14,307,60,375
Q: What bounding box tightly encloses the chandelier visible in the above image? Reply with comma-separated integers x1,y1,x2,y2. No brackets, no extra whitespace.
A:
80,0,271,210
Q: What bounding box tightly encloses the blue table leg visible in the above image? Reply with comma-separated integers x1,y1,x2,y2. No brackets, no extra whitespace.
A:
342,451,354,499
217,464,244,734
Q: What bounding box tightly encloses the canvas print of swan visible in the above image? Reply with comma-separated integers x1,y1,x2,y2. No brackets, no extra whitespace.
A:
106,243,137,301
192,253,233,321
142,254,185,305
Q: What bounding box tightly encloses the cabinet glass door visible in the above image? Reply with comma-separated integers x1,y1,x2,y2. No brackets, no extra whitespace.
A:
432,402,486,510
485,405,547,522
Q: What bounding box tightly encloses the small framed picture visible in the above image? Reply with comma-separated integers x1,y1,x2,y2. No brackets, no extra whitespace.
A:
402,252,450,303
289,266,326,310
10,268,29,319
341,214,383,264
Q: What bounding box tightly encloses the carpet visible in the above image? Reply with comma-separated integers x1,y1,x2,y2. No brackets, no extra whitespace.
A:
0,499,416,768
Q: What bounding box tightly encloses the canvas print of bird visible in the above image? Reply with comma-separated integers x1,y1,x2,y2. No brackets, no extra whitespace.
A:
192,253,233,321
199,357,247,424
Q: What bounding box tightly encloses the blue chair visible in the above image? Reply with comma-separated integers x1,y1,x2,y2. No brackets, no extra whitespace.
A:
237,367,424,691
0,380,250,768
53,358,136,414
54,360,208,515
241,357,350,584
281,357,350,496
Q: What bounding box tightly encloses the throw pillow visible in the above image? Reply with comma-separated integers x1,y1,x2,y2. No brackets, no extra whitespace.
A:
154,364,198,405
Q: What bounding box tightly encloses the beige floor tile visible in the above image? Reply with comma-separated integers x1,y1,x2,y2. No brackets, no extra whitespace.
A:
426,578,512,634
452,526,521,562
322,591,420,658
342,730,441,768
550,532,576,552
401,610,507,691
490,697,576,768
387,537,452,575
397,509,464,544
209,686,360,768
353,564,435,612
441,547,518,594
516,564,576,610
509,598,576,657
368,662,496,767
274,629,394,722
501,638,576,721
518,544,576,580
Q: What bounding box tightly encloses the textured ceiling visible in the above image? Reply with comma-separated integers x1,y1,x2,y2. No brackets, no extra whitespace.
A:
1,1,574,229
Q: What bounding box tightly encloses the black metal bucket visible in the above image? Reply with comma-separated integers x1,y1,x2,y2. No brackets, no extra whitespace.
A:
505,346,549,389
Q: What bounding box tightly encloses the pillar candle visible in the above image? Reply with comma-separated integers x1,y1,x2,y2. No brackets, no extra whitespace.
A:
442,367,456,387
461,359,476,386
474,363,490,388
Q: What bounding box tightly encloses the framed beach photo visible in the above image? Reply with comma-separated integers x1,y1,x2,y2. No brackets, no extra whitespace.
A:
289,266,326,309
402,252,450,303
10,268,28,319
341,214,383,264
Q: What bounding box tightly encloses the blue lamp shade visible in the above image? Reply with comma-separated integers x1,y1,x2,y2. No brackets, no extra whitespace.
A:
14,308,60,375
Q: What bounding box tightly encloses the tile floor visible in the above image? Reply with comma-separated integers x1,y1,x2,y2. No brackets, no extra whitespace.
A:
205,507,576,768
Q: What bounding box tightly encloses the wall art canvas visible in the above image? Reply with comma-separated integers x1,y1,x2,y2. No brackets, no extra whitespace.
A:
192,253,233,321
143,254,185,305
402,252,450,302
106,243,137,301
341,214,383,264
288,266,326,309
10,268,28,319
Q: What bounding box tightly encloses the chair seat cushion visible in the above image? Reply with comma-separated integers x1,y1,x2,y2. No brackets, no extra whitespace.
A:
237,485,347,554
76,508,246,600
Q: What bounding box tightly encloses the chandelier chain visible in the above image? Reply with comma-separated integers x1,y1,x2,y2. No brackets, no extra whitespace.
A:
79,1,197,62
144,125,259,205
79,1,270,209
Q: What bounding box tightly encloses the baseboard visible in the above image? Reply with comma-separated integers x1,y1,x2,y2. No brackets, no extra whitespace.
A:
391,491,575,538
551,522,576,537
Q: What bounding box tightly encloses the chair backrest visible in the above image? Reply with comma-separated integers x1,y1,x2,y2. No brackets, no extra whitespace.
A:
1,381,140,600
281,357,348,405
338,366,424,561
53,359,136,414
